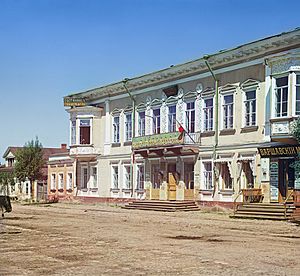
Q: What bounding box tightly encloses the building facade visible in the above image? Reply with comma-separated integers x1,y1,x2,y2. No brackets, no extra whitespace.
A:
64,28,300,205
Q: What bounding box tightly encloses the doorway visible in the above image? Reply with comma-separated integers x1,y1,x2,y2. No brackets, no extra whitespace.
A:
278,159,295,203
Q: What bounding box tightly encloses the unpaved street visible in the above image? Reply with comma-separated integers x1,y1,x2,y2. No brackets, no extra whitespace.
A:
0,202,299,276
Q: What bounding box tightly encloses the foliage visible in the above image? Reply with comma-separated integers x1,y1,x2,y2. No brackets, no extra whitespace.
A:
14,137,45,184
291,117,300,143
0,171,14,195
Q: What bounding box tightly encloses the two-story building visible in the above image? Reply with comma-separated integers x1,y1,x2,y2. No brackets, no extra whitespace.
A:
64,27,300,205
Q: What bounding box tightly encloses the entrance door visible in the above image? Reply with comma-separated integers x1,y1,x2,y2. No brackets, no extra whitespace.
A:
167,163,177,201
278,159,295,203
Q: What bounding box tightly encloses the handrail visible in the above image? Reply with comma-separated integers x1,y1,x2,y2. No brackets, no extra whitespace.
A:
283,190,294,219
233,189,243,214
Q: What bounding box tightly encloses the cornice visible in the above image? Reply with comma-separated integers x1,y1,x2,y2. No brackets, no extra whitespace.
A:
65,28,300,102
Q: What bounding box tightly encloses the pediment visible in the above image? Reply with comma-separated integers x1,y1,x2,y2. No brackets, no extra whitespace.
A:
183,91,197,101
136,103,146,111
201,87,214,97
240,79,260,90
150,98,162,107
219,83,238,94
111,108,122,115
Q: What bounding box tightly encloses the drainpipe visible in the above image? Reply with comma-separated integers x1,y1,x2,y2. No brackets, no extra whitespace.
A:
122,79,136,197
203,55,219,196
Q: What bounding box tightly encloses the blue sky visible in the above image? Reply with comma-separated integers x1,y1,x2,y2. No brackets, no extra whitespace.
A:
0,0,299,162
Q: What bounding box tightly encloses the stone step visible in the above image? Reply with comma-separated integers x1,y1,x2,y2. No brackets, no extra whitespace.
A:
230,214,290,220
237,207,294,213
240,204,295,209
234,210,293,217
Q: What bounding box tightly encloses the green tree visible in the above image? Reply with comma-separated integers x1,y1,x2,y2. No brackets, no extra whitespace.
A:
0,172,14,195
14,137,45,192
291,117,300,142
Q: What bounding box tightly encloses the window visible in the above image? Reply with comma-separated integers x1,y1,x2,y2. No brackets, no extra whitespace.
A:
112,166,119,189
151,164,162,189
296,75,300,115
184,163,194,189
113,116,120,143
221,163,232,190
125,113,132,141
124,165,131,189
71,120,76,145
7,158,14,167
58,173,64,190
203,162,213,190
223,95,234,129
186,102,195,133
82,168,88,189
244,90,256,126
275,76,288,117
79,119,91,144
152,108,160,134
67,173,73,190
51,174,56,190
168,105,176,132
203,98,213,131
137,164,144,190
138,111,145,136
92,167,97,188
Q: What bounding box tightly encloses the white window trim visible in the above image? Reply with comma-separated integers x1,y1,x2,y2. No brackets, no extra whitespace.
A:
167,104,177,133
111,165,119,189
202,161,213,190
202,96,214,132
137,110,146,137
221,92,235,130
67,172,73,190
242,87,257,128
185,100,196,133
123,165,131,189
77,117,93,145
81,166,89,190
112,115,120,143
151,107,161,135
58,173,64,190
91,166,97,188
124,112,132,142
51,173,56,190
271,74,290,119
136,163,145,190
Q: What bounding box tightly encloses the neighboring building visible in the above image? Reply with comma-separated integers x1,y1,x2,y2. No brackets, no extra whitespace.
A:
47,150,75,201
63,28,300,205
0,145,68,201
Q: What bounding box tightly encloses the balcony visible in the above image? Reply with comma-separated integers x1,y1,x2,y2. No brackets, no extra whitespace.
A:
69,144,101,159
270,117,298,143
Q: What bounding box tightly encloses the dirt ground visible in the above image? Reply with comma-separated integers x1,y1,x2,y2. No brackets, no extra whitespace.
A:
0,202,300,276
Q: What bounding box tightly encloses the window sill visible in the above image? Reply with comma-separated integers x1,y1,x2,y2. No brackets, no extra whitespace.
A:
199,189,213,195
50,189,57,193
135,189,145,193
201,131,215,137
219,190,234,195
58,189,64,193
241,126,258,133
66,189,73,193
122,188,132,192
270,116,295,123
219,129,236,136
110,188,120,192
123,141,132,146
89,188,98,192
111,143,121,147
80,188,88,192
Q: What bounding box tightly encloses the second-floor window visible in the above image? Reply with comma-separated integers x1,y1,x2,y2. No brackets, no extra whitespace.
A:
79,119,91,144
168,105,176,132
138,111,145,136
223,94,233,129
296,75,300,115
152,108,160,134
113,116,120,143
125,113,132,141
275,76,288,117
186,102,195,133
203,98,213,131
244,90,256,126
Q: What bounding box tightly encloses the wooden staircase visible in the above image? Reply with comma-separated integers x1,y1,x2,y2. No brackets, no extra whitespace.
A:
231,203,298,221
122,200,201,212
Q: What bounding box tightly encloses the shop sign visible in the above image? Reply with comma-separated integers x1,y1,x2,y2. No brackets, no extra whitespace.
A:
258,145,300,158
270,161,279,201
132,132,183,150
64,97,86,107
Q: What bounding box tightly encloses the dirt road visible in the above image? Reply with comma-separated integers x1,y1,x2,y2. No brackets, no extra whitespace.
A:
0,202,299,275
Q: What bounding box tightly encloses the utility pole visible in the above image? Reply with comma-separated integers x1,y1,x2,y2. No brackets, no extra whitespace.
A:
122,79,136,197
203,55,219,197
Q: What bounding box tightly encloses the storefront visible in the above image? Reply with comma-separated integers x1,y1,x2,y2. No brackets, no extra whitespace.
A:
132,132,199,201
258,144,300,203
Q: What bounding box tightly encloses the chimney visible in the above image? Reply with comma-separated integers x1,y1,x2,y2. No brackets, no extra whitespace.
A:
61,144,67,150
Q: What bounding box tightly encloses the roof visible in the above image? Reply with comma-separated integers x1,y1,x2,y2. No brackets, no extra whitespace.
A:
64,27,300,102
2,146,68,160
